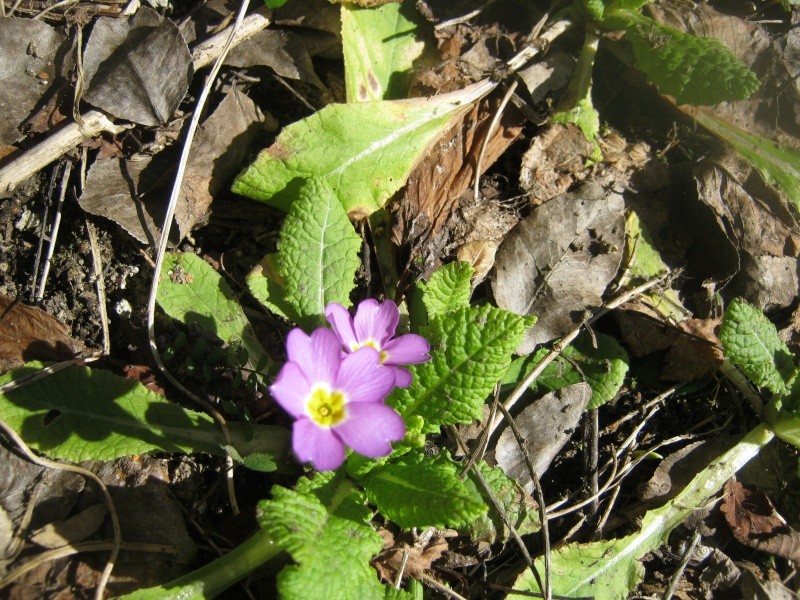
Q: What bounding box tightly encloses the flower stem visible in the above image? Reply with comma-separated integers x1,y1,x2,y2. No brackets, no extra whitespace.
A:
118,528,281,600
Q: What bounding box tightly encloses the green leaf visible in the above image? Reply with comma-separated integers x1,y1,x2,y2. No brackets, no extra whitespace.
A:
694,110,800,212
231,81,492,217
158,252,270,373
465,461,541,544
245,254,301,322
341,1,432,101
363,452,486,528
607,11,759,105
605,0,653,11
277,178,362,325
522,332,629,409
258,477,388,600
623,211,686,320
0,362,290,462
720,298,794,396
511,422,775,599
388,305,534,432
419,261,473,318
264,0,288,7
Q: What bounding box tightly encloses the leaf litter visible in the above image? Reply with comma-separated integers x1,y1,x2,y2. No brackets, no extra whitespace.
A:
0,0,799,598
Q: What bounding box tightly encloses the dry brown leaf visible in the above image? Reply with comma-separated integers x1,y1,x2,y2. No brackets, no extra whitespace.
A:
30,504,108,549
721,480,800,564
391,93,525,276
0,296,85,371
615,304,722,382
374,529,450,582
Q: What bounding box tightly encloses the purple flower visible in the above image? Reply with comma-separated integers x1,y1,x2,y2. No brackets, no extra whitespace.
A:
269,327,405,471
325,300,431,388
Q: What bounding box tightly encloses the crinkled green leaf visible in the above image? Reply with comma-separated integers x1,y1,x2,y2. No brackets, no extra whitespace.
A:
277,178,361,325
511,422,774,599
258,478,388,600
231,81,492,217
388,305,535,432
720,298,794,396
0,362,289,462
158,252,270,372
419,261,473,318
694,110,800,212
363,452,486,529
582,0,605,20
605,0,653,11
502,332,628,409
607,10,759,105
342,1,432,101
464,461,541,544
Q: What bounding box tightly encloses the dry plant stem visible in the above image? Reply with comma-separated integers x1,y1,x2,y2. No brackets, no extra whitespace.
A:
489,276,667,438
600,385,678,436
6,0,23,17
472,80,517,203
0,355,101,394
0,111,128,195
35,161,71,302
29,162,60,302
1,540,176,588
494,403,552,600
418,572,469,600
663,530,701,600
86,219,111,354
32,0,77,20
584,408,599,524
191,11,271,69
0,417,121,600
594,476,622,535
146,0,254,518
449,425,544,595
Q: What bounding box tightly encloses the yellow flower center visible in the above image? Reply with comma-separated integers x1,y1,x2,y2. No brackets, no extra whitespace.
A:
352,339,388,363
307,385,347,427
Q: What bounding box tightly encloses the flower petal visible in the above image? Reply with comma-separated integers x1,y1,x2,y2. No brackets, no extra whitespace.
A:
383,333,431,364
335,403,405,458
269,361,310,418
336,347,395,403
325,303,357,348
284,327,312,363
388,365,412,388
296,327,343,384
292,418,346,471
354,299,397,345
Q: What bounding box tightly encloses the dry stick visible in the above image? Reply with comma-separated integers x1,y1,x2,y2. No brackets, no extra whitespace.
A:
0,540,177,588
0,11,271,196
584,407,599,528
35,161,72,302
494,402,552,600
145,0,254,518
0,417,121,600
449,425,545,596
32,0,78,20
29,162,61,302
0,356,101,394
663,530,701,600
488,275,667,440
418,572,470,600
6,0,22,17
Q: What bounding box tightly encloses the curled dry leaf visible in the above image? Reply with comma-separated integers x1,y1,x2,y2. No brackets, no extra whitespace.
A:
492,182,625,353
0,295,85,371
30,504,108,549
82,6,192,126
721,480,800,564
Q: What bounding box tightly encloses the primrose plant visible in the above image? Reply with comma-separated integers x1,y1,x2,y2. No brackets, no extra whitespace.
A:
270,300,429,471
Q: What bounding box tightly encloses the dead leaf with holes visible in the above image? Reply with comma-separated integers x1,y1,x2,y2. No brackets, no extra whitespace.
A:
492,182,625,353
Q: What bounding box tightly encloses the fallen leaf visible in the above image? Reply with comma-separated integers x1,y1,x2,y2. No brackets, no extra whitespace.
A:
495,382,591,491
492,182,625,353
0,18,71,145
739,569,797,600
82,6,193,126
30,504,108,549
0,296,85,371
374,529,449,581
176,87,273,239
721,480,800,564
78,156,162,245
